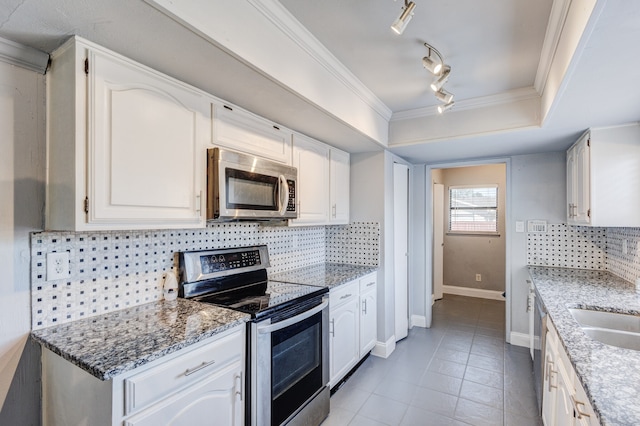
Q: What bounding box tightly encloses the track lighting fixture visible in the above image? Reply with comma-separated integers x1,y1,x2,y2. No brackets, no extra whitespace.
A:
422,43,454,114
422,43,443,75
434,89,454,104
437,101,455,114
430,65,451,92
391,0,416,35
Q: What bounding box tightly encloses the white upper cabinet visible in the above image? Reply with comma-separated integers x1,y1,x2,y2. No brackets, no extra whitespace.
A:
330,148,350,224
566,133,590,225
47,37,209,231
566,123,640,227
290,133,349,226
212,103,292,165
290,133,331,225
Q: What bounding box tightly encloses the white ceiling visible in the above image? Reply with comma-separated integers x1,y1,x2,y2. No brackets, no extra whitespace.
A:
1,0,639,164
279,0,553,112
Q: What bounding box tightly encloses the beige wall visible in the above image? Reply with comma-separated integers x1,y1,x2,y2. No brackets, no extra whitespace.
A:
0,61,45,423
438,164,506,293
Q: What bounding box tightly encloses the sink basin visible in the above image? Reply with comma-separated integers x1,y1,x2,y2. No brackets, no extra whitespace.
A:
569,308,640,351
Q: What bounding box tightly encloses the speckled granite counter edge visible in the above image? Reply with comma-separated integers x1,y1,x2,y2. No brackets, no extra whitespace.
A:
270,262,378,289
528,266,640,426
31,300,250,381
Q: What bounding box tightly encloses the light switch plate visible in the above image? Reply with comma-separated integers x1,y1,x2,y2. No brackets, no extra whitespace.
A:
515,221,525,233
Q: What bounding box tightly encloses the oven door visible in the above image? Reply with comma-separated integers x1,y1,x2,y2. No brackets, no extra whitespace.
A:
251,299,329,426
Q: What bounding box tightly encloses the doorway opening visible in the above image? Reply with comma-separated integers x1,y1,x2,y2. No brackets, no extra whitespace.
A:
430,163,508,334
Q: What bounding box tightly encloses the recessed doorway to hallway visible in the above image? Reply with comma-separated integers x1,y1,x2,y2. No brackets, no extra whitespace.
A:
431,164,507,307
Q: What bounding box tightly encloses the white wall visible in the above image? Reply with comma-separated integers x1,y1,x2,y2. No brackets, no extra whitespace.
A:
351,150,413,355
0,60,46,423
510,152,566,334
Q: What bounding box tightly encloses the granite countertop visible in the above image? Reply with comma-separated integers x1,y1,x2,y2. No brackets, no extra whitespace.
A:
528,266,640,426
270,262,377,289
31,299,250,381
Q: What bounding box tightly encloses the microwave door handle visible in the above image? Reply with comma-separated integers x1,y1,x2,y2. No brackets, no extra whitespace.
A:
278,175,289,216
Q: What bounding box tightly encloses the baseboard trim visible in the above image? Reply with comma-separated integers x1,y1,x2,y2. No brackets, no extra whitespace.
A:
510,332,530,348
443,285,505,301
411,315,427,328
371,336,396,359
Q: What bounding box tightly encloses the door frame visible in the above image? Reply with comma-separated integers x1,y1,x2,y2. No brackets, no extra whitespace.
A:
425,158,512,342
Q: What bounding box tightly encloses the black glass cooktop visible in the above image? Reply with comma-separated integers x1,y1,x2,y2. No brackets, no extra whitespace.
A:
193,280,327,319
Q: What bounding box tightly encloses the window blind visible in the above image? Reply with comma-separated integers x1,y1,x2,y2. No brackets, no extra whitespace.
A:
449,186,498,233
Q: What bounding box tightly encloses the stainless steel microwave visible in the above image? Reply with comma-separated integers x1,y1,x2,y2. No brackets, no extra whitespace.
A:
207,148,297,221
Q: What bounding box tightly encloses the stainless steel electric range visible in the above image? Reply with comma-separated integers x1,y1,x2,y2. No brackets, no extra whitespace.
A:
179,245,329,426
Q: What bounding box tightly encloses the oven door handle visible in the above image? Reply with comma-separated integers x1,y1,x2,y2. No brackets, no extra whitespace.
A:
257,299,328,334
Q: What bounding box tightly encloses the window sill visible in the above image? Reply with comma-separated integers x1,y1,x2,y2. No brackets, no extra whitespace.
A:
446,232,501,237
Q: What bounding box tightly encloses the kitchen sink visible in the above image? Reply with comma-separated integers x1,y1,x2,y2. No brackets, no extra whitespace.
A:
569,308,640,351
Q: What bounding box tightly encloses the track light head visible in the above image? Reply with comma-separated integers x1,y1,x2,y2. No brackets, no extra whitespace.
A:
434,89,454,104
422,56,442,75
437,101,455,114
391,1,416,35
430,65,451,92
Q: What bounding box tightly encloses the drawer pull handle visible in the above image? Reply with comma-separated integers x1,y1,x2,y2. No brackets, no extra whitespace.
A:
571,396,591,419
366,282,375,287
340,294,353,300
184,360,216,376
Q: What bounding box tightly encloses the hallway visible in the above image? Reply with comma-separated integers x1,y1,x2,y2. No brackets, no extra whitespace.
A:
323,295,541,425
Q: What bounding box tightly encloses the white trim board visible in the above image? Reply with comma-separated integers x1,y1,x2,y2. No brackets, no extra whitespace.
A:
510,332,530,348
371,336,396,359
443,285,505,301
410,315,427,328
0,37,49,74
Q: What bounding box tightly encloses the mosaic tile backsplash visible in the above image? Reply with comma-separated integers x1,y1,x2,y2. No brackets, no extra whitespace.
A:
31,222,380,329
527,223,640,284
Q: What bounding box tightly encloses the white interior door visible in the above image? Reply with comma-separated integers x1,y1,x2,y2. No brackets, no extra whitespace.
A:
394,163,409,342
433,184,444,301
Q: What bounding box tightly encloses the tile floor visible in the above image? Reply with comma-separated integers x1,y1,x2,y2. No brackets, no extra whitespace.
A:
323,295,542,426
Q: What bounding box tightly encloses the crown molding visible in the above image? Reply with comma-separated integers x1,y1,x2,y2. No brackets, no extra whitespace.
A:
391,87,540,121
0,37,49,74
534,0,572,94
247,0,393,121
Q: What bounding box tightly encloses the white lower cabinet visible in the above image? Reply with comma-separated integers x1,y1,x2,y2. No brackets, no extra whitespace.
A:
42,325,245,426
359,274,377,355
329,272,377,388
329,280,360,388
542,320,599,426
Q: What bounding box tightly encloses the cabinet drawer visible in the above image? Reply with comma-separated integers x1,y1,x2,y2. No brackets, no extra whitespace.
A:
359,273,377,293
330,281,359,308
124,328,243,415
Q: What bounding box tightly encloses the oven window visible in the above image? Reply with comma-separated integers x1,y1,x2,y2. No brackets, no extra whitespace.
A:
271,311,323,425
226,169,278,210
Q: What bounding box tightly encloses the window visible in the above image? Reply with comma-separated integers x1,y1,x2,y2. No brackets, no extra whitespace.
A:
449,185,498,233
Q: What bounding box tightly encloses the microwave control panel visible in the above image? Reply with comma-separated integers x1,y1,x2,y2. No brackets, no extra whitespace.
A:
287,180,296,212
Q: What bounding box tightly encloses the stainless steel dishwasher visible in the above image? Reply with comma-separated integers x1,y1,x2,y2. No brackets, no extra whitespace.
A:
532,283,547,413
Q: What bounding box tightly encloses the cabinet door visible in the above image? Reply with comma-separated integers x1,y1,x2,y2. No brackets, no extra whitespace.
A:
542,332,557,426
291,134,330,225
573,378,597,425
554,358,575,426
329,148,350,224
566,145,577,223
124,362,243,426
359,287,377,356
213,104,292,165
574,136,591,224
329,297,360,387
89,50,208,228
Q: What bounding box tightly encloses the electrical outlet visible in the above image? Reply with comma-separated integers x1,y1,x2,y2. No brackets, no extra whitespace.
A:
475,274,482,282
47,252,70,281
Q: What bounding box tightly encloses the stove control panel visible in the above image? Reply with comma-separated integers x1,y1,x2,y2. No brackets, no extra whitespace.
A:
179,245,270,289
200,249,261,274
